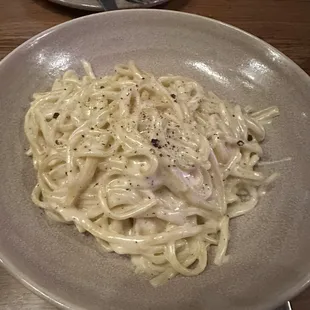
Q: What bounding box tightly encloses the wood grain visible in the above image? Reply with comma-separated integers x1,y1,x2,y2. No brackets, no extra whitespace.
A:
0,267,54,310
0,0,309,309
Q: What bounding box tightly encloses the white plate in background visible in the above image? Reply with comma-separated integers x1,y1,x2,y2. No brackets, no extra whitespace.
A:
48,0,170,11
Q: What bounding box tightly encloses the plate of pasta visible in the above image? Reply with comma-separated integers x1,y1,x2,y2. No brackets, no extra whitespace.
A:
0,9,310,310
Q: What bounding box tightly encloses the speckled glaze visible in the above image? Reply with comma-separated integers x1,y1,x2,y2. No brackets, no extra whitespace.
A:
48,0,169,11
0,9,310,310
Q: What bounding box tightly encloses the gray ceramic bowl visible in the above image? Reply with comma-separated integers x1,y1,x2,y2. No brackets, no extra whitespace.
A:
0,9,310,310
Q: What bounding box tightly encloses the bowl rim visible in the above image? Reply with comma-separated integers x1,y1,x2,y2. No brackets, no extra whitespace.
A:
1,8,310,310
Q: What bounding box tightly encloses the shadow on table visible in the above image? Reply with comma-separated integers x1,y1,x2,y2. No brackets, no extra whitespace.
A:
159,0,190,10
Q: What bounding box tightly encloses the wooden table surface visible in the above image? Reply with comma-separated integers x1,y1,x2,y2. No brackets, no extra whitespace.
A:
0,0,309,309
